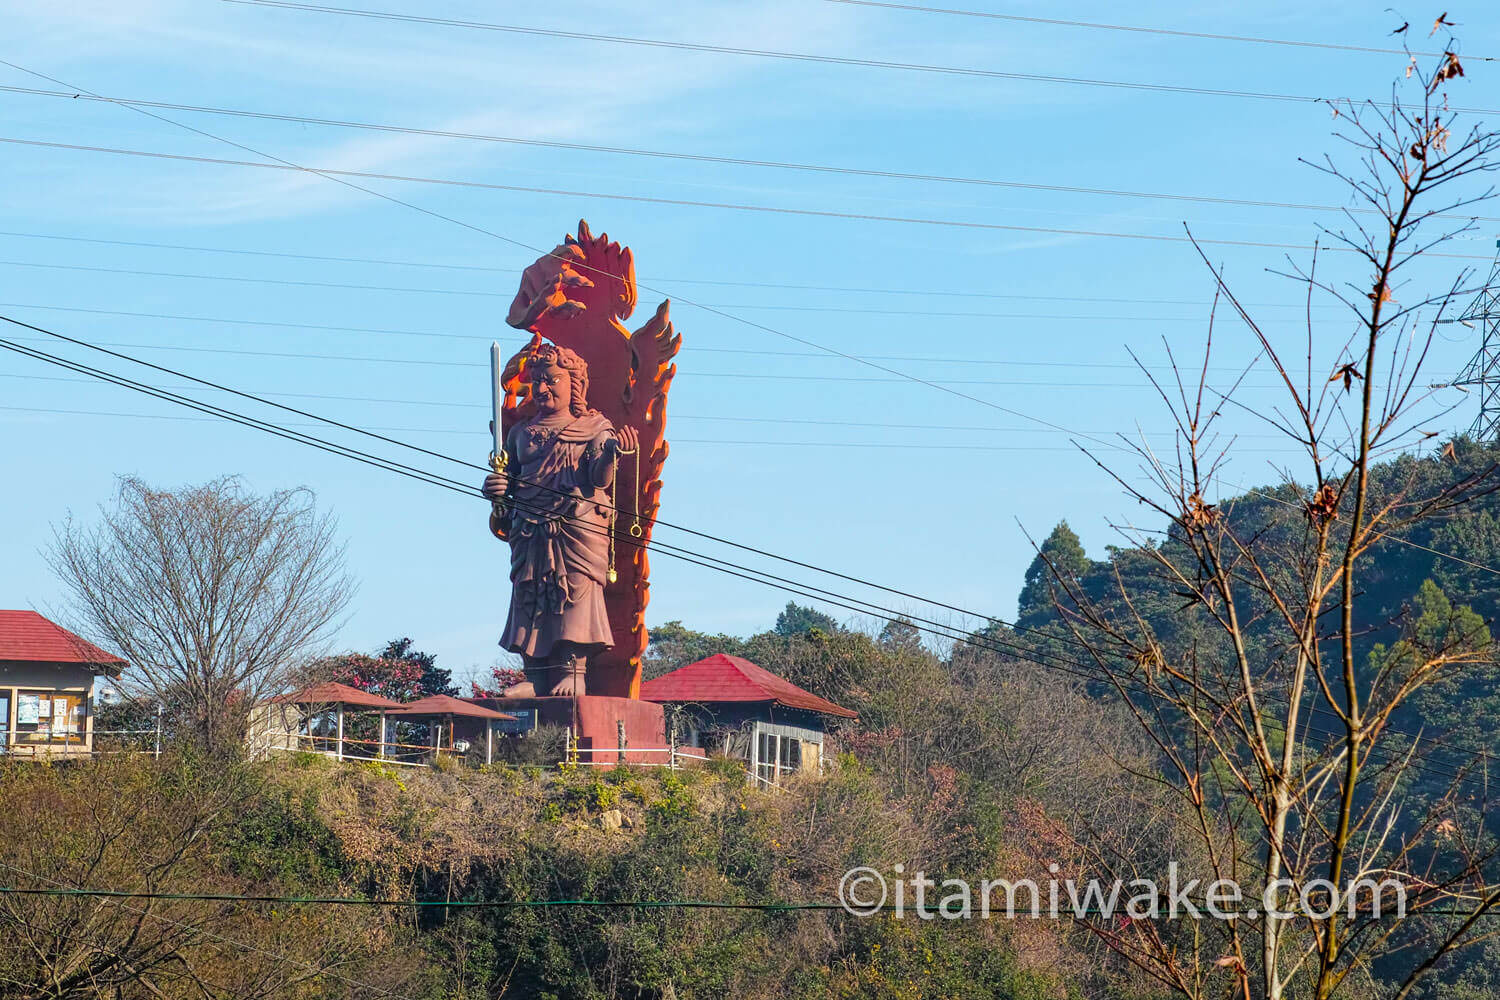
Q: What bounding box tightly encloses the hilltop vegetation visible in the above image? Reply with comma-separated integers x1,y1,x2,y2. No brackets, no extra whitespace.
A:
0,750,1126,1000
9,441,1500,999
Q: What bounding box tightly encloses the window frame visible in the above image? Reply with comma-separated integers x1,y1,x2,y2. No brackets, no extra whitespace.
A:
8,688,88,746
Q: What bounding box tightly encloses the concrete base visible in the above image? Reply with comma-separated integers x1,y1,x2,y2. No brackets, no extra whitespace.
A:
471,695,666,766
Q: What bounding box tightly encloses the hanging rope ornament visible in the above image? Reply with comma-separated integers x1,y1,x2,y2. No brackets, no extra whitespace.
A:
607,443,641,584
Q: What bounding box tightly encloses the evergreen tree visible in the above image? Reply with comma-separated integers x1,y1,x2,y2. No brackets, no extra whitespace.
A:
772,602,840,637
1017,521,1090,623
878,617,924,652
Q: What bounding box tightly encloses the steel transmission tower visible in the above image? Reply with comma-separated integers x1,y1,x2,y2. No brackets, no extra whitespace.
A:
1451,240,1500,441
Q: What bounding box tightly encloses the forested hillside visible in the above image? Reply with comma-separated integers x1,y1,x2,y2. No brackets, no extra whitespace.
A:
8,443,1500,999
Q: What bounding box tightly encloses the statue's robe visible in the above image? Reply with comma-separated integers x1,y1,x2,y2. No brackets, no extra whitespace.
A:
497,410,618,660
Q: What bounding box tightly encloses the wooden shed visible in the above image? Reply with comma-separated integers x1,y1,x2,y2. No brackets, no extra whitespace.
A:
0,610,126,757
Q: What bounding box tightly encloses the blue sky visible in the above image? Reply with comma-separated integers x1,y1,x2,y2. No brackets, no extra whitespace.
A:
2,1,1497,687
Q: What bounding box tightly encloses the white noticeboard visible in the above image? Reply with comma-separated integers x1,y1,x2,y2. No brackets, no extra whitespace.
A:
17,695,40,726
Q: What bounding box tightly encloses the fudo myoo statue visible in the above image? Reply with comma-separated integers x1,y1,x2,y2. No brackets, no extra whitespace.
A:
482,344,639,696
482,221,680,700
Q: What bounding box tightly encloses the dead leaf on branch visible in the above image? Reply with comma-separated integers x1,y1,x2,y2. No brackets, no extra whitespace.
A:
1307,483,1340,526
1390,21,1409,35
1184,492,1218,532
1431,12,1456,37
1132,645,1165,679
1330,363,1365,393
1430,51,1464,92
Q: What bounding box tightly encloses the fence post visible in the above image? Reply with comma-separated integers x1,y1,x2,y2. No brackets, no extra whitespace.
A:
617,719,627,766
153,704,163,760
668,719,678,770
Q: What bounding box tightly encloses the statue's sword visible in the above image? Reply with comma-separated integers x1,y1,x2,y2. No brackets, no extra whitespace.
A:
489,342,508,515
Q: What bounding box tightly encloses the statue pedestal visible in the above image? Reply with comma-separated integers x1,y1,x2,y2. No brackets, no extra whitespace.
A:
476,695,666,767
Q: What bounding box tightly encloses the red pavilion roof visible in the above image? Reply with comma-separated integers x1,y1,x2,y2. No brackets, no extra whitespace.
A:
385,694,517,720
271,682,404,709
0,610,126,673
640,654,857,719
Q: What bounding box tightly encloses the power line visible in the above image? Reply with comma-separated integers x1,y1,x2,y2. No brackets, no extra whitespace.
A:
0,318,1292,663
0,230,1358,309
0,57,1448,452
12,56,1491,629
6,91,1497,225
11,58,1492,617
0,255,511,298
9,884,1496,917
4,332,1295,389
0,302,1304,367
0,860,424,1000
4,66,1492,785
0,340,1464,787
824,0,1493,62
220,0,1500,115
0,224,526,274
1,403,1309,454
0,373,1295,438
0,885,860,911
6,135,1498,262
0,326,1169,719
4,314,1493,784
0,259,1328,323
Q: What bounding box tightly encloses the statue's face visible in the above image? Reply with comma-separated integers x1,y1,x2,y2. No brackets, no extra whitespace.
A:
529,360,571,416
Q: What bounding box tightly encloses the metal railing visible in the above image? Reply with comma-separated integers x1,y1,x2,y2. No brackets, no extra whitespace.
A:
566,744,707,769
0,726,161,759
253,728,782,789
253,730,442,767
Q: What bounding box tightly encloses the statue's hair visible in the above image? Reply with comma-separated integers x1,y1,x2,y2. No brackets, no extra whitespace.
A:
527,342,589,417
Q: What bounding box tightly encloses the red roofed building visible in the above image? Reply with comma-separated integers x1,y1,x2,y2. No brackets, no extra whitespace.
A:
0,610,127,757
640,654,856,785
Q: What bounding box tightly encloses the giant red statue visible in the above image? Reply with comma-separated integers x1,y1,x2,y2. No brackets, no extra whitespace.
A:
481,221,679,699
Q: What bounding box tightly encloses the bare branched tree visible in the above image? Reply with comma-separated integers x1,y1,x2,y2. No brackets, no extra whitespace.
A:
1037,36,1500,1000
49,476,355,754
0,754,411,999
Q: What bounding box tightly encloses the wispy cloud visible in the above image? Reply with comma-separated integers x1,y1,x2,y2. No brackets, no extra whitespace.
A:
2,0,1136,225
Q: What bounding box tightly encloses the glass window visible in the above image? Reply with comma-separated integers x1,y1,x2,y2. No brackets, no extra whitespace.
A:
758,732,780,785
0,691,9,752
13,691,85,744
779,737,801,772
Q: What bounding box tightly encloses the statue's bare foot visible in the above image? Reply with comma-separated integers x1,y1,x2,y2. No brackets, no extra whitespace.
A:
502,681,537,698
549,671,587,698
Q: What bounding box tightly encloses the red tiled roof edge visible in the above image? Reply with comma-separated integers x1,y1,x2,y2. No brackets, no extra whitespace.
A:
0,610,127,673
640,653,857,719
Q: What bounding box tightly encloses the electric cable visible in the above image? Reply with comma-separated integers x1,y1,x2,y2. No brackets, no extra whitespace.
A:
0,372,1294,434
0,229,1367,308
0,333,1294,388
2,316,1488,786
0,301,1313,368
1,54,1475,476
5,60,1493,778
823,0,1493,62
4,95,1497,224
220,0,1500,115
3,135,1496,261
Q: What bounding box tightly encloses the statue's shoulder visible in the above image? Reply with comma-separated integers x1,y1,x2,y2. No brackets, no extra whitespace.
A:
540,409,613,445
580,409,613,432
